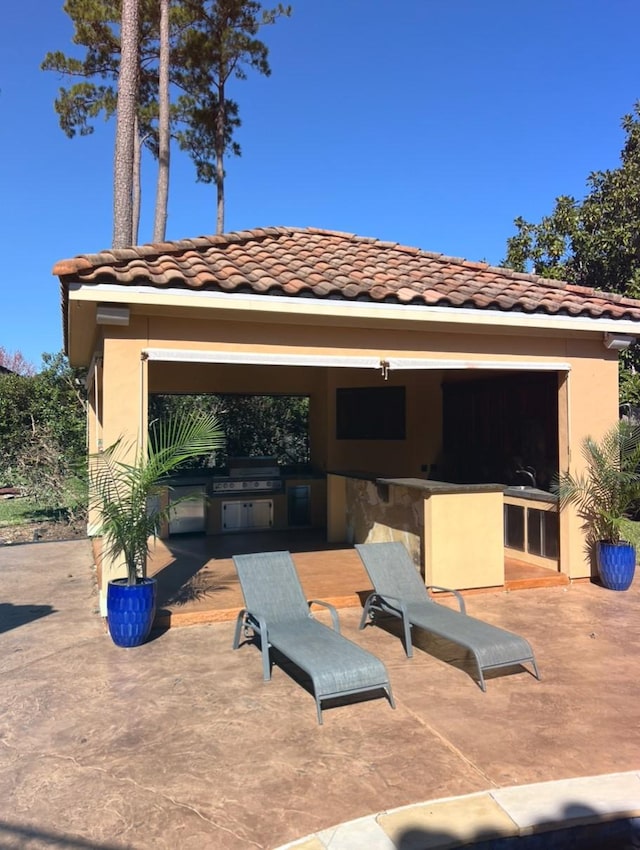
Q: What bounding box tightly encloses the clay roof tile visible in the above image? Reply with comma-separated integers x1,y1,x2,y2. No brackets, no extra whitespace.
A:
54,226,640,340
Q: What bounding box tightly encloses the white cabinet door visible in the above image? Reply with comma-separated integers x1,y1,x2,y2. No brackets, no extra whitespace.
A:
247,500,273,529
222,501,247,531
221,499,273,531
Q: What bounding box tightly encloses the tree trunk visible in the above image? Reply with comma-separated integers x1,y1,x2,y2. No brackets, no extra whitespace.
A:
132,116,142,245
153,0,170,242
113,0,140,248
215,77,225,235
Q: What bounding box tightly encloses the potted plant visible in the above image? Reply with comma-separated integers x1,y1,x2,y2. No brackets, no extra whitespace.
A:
91,413,224,646
555,420,640,590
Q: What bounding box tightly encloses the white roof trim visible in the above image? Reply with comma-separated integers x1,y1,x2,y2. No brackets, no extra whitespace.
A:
143,348,381,369
69,283,640,336
385,357,571,372
143,348,571,374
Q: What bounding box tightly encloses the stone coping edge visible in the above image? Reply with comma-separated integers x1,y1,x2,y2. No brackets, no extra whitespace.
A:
274,771,640,850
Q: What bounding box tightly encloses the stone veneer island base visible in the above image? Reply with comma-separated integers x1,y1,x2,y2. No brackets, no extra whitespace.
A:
327,473,505,590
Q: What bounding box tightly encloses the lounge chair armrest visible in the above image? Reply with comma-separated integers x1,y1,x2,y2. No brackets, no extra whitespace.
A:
308,599,340,632
426,586,466,614
374,593,410,619
242,609,270,638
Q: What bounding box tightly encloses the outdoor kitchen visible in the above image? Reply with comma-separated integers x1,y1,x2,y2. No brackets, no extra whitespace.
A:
156,368,563,589
164,455,327,537
322,370,563,589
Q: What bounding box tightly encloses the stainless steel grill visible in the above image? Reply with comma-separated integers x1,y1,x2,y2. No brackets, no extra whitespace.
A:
211,456,283,493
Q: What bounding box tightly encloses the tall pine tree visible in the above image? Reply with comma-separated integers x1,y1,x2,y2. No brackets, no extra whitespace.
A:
113,0,140,247
42,0,291,240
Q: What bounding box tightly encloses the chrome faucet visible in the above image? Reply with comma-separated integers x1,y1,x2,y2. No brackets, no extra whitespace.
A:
516,466,537,488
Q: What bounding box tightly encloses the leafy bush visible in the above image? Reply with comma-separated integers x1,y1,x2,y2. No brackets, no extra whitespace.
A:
0,352,87,523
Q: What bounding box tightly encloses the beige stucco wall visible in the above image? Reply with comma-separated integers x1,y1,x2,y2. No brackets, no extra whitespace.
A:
91,304,621,600
325,369,442,478
424,490,504,589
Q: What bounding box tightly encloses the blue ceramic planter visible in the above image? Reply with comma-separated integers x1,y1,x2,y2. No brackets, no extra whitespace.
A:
596,542,636,591
107,578,157,647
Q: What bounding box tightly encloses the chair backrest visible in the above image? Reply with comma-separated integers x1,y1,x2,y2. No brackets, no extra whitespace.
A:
355,541,430,603
233,551,310,623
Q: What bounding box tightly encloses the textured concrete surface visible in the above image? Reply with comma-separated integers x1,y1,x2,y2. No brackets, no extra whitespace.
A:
283,774,640,850
1,539,639,849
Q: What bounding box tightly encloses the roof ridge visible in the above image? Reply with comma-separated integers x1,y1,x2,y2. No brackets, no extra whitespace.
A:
52,226,299,274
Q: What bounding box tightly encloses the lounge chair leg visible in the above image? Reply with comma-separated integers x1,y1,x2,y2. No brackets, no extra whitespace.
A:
531,659,541,681
386,684,396,710
316,698,323,725
401,614,413,658
359,594,374,630
261,639,272,682
232,610,247,650
477,667,487,692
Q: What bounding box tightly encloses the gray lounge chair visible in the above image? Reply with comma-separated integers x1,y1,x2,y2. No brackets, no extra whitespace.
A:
232,550,396,724
356,541,540,691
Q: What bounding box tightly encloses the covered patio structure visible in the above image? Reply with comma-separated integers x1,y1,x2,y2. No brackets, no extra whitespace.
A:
54,226,640,613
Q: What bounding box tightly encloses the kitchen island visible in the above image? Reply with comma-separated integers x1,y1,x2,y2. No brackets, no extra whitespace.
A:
327,472,506,590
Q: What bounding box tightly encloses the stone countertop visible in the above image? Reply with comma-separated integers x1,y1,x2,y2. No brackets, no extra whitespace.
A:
329,471,558,500
378,478,506,495
328,471,505,495
503,485,558,504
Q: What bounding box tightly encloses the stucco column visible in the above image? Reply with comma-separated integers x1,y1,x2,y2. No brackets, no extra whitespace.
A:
86,355,103,538
561,345,620,580
96,331,148,614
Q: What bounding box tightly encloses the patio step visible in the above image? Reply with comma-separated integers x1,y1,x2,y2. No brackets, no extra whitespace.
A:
504,557,570,591
154,593,362,628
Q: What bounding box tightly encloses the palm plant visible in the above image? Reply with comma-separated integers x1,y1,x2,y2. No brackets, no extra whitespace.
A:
555,420,640,544
91,413,224,585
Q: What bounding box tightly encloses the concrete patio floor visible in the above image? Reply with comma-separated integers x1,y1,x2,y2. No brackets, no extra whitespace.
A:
1,538,639,849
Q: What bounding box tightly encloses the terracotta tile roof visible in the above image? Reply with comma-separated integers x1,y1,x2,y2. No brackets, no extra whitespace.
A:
54,225,640,322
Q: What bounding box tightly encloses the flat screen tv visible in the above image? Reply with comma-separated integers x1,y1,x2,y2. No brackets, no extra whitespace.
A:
336,386,406,440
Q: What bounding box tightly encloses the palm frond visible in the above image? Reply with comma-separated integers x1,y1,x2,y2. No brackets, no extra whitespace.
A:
556,420,640,544
90,413,224,584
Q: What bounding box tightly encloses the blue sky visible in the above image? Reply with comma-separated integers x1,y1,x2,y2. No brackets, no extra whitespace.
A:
2,0,640,367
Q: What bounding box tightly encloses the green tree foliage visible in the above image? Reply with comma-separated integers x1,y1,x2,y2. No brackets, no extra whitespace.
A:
0,353,87,519
42,0,290,239
173,0,291,232
505,103,640,293
504,103,640,403
221,394,309,463
149,393,309,466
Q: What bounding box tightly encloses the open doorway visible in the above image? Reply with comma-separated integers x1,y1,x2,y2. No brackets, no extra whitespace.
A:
149,393,310,472
441,371,560,491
